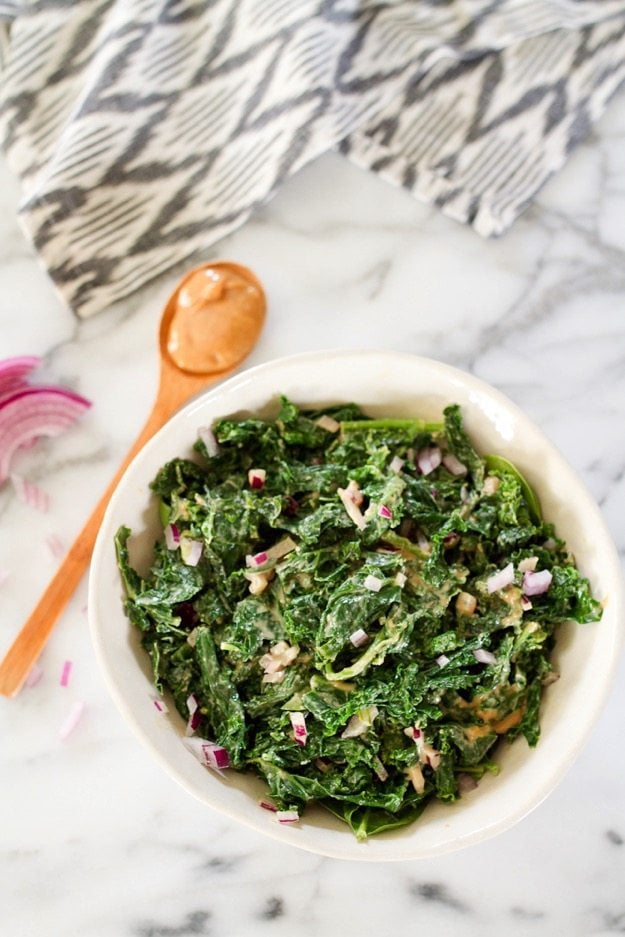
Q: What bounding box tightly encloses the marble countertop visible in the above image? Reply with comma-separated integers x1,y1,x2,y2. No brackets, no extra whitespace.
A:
2,90,625,937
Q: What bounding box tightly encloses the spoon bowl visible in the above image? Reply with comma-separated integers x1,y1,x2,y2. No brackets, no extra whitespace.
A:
0,260,266,697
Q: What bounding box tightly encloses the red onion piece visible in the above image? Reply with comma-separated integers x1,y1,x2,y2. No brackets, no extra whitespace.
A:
289,711,308,746
315,414,340,433
197,426,220,457
486,562,514,593
473,648,497,665
523,569,553,596
338,483,367,530
417,446,442,476
442,453,468,476
164,523,181,550
276,810,299,824
183,737,230,770
59,700,85,740
394,571,407,588
259,800,278,812
377,504,392,520
363,574,383,592
59,660,73,687
152,697,169,714
25,662,44,688
518,556,538,573
436,654,450,668
349,628,368,647
248,468,266,489
389,455,404,473
521,595,533,611
10,473,50,512
0,386,91,483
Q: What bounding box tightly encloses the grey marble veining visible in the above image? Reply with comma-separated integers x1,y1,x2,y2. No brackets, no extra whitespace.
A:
1,91,625,937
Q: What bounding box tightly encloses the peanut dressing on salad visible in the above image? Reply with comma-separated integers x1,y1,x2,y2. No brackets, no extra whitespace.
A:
166,262,265,374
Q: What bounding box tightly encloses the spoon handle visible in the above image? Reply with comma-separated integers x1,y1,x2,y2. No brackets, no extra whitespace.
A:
0,402,171,697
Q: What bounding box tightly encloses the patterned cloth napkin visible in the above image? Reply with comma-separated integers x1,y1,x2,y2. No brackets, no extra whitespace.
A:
1,1,625,318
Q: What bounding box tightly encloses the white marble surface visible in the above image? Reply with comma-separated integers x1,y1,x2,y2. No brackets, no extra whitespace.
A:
2,91,625,937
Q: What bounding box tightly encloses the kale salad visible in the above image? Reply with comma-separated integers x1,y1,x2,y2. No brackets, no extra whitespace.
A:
115,398,601,840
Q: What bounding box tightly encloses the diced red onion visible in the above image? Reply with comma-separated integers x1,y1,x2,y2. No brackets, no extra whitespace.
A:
262,670,285,684
164,523,181,550
187,693,198,714
473,648,497,665
315,414,340,433
338,483,367,530
183,737,230,770
248,468,266,489
25,662,43,688
289,711,308,746
442,453,468,476
59,659,73,687
59,700,85,740
394,571,407,588
417,446,442,476
349,628,368,647
10,473,49,512
180,537,203,566
404,725,422,741
197,426,220,457
518,556,538,573
523,569,553,596
521,596,533,611
0,386,91,484
406,763,425,794
486,562,514,593
436,654,450,668
377,503,392,520
246,550,268,568
276,810,299,824
389,455,404,473
259,800,278,812
152,697,169,714
363,574,383,592
416,529,431,554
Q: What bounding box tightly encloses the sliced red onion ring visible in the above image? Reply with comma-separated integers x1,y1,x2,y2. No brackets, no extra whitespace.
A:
523,569,553,596
473,648,497,665
197,426,220,457
0,355,40,398
0,386,91,484
486,562,514,593
417,446,442,476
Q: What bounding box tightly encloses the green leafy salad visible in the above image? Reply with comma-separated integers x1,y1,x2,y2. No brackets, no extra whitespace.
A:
115,397,601,840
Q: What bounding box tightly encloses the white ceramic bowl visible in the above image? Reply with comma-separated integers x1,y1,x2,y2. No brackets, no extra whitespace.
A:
89,350,624,861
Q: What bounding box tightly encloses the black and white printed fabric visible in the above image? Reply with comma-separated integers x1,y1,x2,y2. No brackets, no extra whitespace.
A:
1,1,624,317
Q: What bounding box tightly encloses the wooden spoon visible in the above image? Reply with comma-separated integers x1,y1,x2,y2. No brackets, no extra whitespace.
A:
0,260,266,697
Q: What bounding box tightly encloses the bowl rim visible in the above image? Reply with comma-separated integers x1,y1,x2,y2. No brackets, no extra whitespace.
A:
89,348,625,861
